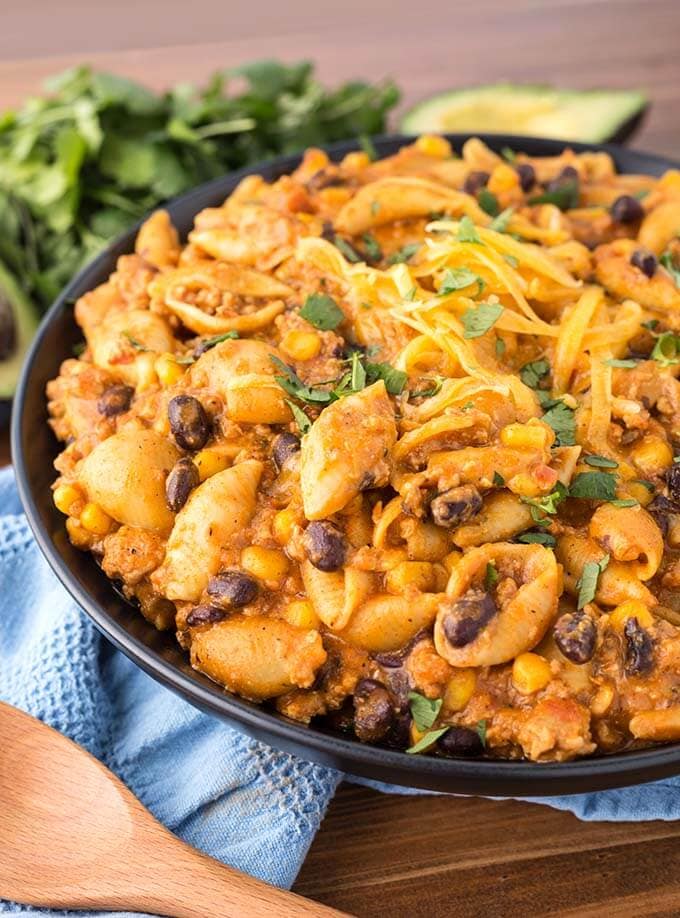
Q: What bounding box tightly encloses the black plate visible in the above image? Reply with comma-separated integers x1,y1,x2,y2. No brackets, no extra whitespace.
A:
12,134,680,795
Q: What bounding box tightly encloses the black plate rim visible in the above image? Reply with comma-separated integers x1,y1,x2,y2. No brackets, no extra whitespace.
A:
12,132,680,796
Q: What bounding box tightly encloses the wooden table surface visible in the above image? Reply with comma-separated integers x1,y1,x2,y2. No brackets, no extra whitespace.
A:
4,2,680,915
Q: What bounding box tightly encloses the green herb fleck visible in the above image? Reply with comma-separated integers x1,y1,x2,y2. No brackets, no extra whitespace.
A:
333,236,362,263
365,361,407,395
412,376,444,399
492,471,505,487
584,455,618,469
489,207,514,233
457,216,483,244
569,471,618,501
542,401,576,446
521,482,567,527
285,399,312,434
495,336,506,358
197,330,239,354
660,251,680,287
642,319,660,332
577,554,610,609
609,498,639,508
604,358,637,369
485,562,499,590
520,360,550,390
478,188,499,217
461,301,503,339
632,479,655,493
300,292,345,330
438,267,484,295
406,726,450,755
362,232,383,263
476,719,487,747
501,147,517,163
359,134,377,161
387,243,421,265
408,691,442,732
123,331,149,351
517,531,557,547
529,182,579,211
350,350,366,390
652,331,680,366
72,341,86,356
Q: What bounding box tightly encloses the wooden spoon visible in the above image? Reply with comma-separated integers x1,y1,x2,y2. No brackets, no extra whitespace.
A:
0,701,347,917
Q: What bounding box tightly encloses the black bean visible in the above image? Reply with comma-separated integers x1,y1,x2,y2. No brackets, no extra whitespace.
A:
165,457,200,512
630,247,658,278
516,163,536,192
667,463,680,504
611,194,645,224
437,725,484,758
97,384,134,417
168,395,210,451
544,165,580,196
463,171,490,196
353,678,394,743
430,485,483,529
186,604,228,626
442,591,497,648
272,432,301,470
624,616,654,676
207,570,259,608
303,520,346,572
554,609,596,664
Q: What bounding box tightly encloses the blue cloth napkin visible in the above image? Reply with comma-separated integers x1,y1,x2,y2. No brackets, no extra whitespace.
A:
3,464,680,916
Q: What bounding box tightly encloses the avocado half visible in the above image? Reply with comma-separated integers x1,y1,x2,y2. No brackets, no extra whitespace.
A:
400,84,649,144
0,260,39,426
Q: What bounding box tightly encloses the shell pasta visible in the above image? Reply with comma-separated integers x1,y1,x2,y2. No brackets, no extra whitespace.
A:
47,136,680,762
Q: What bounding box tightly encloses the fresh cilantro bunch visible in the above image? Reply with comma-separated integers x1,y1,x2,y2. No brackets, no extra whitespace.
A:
0,61,399,312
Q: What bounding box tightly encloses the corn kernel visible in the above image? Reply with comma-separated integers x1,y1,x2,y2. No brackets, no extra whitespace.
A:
609,600,655,631
488,163,520,194
80,502,112,537
154,353,185,387
53,483,83,516
500,421,554,451
415,134,452,159
342,151,371,171
66,517,92,549
620,480,654,507
385,561,440,594
194,449,231,482
284,599,319,630
630,436,673,477
444,668,477,712
241,545,289,585
280,329,322,362
443,550,462,574
512,652,552,695
273,508,298,545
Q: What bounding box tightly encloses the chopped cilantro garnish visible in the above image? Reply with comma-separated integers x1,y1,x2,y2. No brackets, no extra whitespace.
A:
271,356,332,404
387,243,420,265
542,400,576,446
457,215,483,244
569,471,617,501
299,292,345,330
521,482,567,526
489,207,514,233
577,554,610,609
461,301,503,338
358,134,377,161
501,146,517,163
529,182,579,211
408,691,443,732
604,358,637,369
123,331,149,351
495,336,506,357
641,318,660,332
478,188,499,217
652,331,680,366
660,251,680,287
610,498,639,508
333,236,362,263
406,727,450,755
492,471,505,487
365,361,407,395
362,232,383,263
285,400,312,434
584,455,618,469
517,531,557,547
633,479,655,493
412,376,444,399
438,267,484,295
485,562,499,590
476,719,487,747
520,359,550,390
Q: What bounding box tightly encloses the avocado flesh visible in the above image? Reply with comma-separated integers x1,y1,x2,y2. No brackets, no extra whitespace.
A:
401,84,648,143
0,260,39,399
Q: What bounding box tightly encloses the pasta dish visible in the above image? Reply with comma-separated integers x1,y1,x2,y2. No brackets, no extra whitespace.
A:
47,135,680,762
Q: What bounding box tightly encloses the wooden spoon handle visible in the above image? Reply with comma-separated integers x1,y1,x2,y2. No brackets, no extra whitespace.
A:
131,834,349,918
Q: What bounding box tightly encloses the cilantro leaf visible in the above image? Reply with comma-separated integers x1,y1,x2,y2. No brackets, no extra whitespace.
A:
438,267,484,295
406,726,450,755
609,498,639,508
521,482,567,526
569,471,617,501
457,215,483,243
476,719,488,747
300,292,345,330
194,330,239,356
333,236,362,263
517,531,557,547
584,455,618,469
577,554,610,609
542,401,576,446
485,562,499,590
461,302,503,339
489,207,514,233
520,360,550,390
285,400,312,434
408,691,443,732
270,356,332,404
123,331,149,351
660,251,680,287
411,376,444,399
387,243,420,265
478,188,499,217
529,181,579,211
362,232,383,263
604,358,637,368
350,350,366,390
365,361,407,395
501,146,517,163
642,319,660,332
652,331,680,367
492,471,505,486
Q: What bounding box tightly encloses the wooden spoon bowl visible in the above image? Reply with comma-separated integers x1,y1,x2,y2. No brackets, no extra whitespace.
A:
0,702,346,916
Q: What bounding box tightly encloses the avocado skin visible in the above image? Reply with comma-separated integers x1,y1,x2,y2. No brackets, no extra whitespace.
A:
0,260,39,420
400,84,649,145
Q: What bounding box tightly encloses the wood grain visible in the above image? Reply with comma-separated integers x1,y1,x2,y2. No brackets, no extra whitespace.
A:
4,1,680,915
